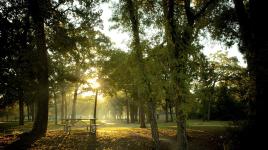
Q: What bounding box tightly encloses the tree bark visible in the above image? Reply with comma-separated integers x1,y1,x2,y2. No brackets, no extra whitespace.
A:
28,0,50,137
175,101,188,150
147,100,160,149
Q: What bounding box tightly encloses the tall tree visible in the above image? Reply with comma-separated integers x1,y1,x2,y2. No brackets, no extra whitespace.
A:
162,0,215,149
204,0,267,147
232,1,267,132
28,0,50,137
124,0,160,148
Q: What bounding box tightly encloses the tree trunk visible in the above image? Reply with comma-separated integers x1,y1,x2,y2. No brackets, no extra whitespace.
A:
233,1,267,148
64,94,67,119
165,98,169,122
175,101,188,150
169,102,173,122
71,83,79,122
19,89,24,125
162,0,194,149
61,87,66,123
251,2,268,121
125,91,130,124
130,102,135,123
54,93,58,125
125,0,160,148
29,0,49,136
139,103,146,128
31,103,35,122
207,99,211,121
133,104,138,122
93,89,98,123
27,104,30,121
147,100,160,150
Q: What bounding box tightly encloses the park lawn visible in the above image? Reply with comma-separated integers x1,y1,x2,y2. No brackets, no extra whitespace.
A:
1,120,230,150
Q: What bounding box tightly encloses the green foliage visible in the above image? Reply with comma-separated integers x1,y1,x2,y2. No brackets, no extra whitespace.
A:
0,1,37,107
191,51,249,120
0,0,111,110
206,0,240,48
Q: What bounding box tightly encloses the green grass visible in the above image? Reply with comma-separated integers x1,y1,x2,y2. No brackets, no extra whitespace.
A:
0,119,231,136
157,119,230,128
156,120,231,135
187,119,230,127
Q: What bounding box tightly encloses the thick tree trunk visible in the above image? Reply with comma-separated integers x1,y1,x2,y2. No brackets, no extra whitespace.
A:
162,0,193,149
71,83,79,122
233,1,267,148
175,102,188,150
147,100,160,150
29,2,49,136
251,2,268,120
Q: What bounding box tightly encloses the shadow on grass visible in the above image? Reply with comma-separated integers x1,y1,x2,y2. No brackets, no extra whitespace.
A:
88,133,97,150
4,131,41,150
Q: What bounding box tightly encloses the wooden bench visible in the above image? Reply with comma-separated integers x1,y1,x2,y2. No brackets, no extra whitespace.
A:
61,118,97,134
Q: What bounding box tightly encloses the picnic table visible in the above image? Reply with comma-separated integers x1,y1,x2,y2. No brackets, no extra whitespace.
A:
61,118,97,134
